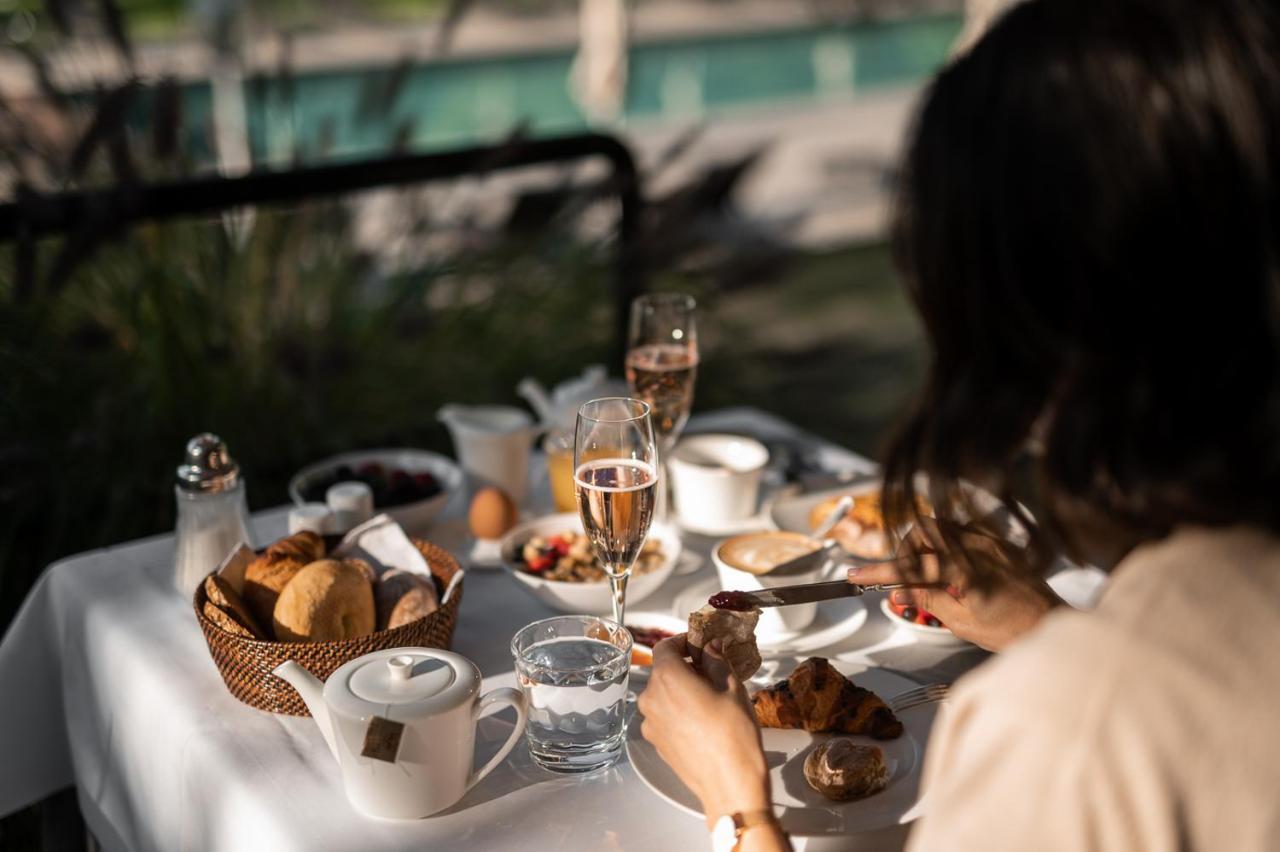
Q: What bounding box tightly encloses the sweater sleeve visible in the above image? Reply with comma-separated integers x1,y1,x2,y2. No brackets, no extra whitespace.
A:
904,630,1172,852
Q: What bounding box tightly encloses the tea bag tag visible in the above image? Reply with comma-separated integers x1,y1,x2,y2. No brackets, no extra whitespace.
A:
361,715,405,763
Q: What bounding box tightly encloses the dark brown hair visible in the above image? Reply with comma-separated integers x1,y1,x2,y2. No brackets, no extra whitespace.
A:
884,0,1280,580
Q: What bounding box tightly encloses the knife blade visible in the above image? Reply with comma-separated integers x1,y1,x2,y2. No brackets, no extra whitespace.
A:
709,580,936,610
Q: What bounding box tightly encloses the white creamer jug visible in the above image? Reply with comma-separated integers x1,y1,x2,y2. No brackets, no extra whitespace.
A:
438,404,537,503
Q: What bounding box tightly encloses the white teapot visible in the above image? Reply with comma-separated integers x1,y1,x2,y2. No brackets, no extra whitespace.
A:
274,648,527,819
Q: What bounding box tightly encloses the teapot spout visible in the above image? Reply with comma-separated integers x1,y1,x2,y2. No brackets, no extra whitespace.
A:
273,660,340,763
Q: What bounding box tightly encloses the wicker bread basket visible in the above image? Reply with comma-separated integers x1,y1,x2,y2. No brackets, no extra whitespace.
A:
194,538,463,716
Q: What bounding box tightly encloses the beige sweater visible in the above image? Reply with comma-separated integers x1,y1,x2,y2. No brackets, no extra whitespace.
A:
908,527,1280,851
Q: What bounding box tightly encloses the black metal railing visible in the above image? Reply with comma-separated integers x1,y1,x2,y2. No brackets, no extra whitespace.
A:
0,131,645,354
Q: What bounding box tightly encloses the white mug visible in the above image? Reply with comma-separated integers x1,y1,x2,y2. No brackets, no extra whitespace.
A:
668,434,769,533
712,531,831,638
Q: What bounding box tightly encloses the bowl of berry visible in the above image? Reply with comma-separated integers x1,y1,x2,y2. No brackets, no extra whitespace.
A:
498,513,681,614
289,449,463,534
880,597,969,646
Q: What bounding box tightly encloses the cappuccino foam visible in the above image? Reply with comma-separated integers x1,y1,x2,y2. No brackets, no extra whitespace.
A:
717,531,819,576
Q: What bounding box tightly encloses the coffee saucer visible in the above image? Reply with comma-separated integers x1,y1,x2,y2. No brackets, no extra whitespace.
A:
675,512,772,538
672,577,869,658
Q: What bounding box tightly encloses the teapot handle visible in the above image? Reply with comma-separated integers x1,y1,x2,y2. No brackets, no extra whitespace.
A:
467,687,527,791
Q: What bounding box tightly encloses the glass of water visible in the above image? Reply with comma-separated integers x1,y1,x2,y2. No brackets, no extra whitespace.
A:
511,615,633,773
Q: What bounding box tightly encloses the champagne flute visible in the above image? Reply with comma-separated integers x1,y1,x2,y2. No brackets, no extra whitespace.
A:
574,398,659,626
625,293,699,452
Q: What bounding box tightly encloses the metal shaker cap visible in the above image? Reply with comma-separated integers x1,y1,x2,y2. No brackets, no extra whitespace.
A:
176,433,241,493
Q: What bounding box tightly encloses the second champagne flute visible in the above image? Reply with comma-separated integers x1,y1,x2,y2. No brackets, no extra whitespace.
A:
574,398,659,626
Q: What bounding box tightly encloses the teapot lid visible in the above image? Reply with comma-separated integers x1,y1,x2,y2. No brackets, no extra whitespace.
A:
325,648,480,721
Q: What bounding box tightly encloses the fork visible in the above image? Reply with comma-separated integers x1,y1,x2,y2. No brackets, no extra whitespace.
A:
889,682,951,713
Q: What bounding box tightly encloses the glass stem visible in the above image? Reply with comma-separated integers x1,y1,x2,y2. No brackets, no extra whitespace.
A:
608,569,630,626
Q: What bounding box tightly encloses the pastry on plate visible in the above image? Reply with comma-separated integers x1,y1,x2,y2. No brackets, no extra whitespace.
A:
808,492,929,558
687,605,762,681
752,657,903,739
804,739,890,801
273,558,376,643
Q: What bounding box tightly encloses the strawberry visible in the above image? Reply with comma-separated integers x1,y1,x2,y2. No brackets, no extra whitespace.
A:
526,554,554,573
548,535,571,557
915,610,935,626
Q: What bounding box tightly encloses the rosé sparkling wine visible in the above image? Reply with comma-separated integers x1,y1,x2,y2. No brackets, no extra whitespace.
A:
573,459,658,572
625,343,699,441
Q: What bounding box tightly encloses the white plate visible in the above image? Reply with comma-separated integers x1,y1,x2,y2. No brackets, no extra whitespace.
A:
676,512,773,537
499,513,682,615
289,449,463,534
770,477,1025,548
672,577,869,657
627,664,936,836
768,478,881,539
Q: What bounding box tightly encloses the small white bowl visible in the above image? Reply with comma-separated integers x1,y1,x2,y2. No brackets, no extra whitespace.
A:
879,597,969,646
623,611,687,677
289,449,462,534
500,513,682,615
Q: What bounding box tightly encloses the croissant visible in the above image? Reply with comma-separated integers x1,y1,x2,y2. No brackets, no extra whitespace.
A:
752,657,903,740
264,530,325,564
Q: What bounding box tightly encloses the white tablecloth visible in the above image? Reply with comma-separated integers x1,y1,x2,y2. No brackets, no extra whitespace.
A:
0,408,990,852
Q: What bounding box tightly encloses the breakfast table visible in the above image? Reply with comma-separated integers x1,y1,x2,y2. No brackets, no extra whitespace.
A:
0,408,997,852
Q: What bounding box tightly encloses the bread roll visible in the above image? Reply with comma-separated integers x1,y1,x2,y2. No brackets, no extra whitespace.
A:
242,531,326,632
244,558,305,632
273,559,375,643
203,574,265,639
347,557,378,585
265,530,325,564
375,569,438,630
687,605,762,681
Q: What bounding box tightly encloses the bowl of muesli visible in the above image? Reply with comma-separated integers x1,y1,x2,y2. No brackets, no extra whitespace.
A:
499,513,682,614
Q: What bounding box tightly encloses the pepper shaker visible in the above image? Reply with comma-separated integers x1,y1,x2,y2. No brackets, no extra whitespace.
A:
173,433,252,595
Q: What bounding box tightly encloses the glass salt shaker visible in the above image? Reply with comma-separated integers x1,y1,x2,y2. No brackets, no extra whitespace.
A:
173,433,252,595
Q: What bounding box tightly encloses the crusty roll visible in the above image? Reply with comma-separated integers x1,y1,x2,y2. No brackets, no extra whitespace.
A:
687,605,762,681
272,559,375,643
264,530,324,564
204,574,265,639
242,532,326,632
375,568,438,631
244,558,305,633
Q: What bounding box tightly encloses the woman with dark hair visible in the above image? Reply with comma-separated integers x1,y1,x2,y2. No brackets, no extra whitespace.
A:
638,0,1280,849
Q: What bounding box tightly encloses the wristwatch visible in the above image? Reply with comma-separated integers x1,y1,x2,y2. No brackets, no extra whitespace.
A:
710,809,780,852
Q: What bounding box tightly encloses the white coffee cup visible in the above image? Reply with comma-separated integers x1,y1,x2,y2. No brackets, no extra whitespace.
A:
712,531,830,638
668,434,769,532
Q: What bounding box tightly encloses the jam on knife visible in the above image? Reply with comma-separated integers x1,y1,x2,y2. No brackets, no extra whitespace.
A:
708,590,756,611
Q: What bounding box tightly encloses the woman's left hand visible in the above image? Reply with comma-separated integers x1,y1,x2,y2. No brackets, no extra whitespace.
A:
637,635,772,827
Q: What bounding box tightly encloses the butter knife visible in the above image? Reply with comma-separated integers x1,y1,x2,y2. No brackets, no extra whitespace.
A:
709,580,936,610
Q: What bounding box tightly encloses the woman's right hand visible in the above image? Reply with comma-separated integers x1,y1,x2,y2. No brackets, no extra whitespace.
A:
637,636,773,825
848,519,1062,651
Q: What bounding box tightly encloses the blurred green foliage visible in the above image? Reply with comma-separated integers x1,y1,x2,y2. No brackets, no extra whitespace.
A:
0,197,624,627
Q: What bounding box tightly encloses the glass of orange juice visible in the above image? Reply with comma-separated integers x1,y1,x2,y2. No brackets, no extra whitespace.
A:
544,430,577,512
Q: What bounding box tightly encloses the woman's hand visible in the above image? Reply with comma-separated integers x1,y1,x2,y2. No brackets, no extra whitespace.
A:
637,635,771,827
848,519,1062,651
